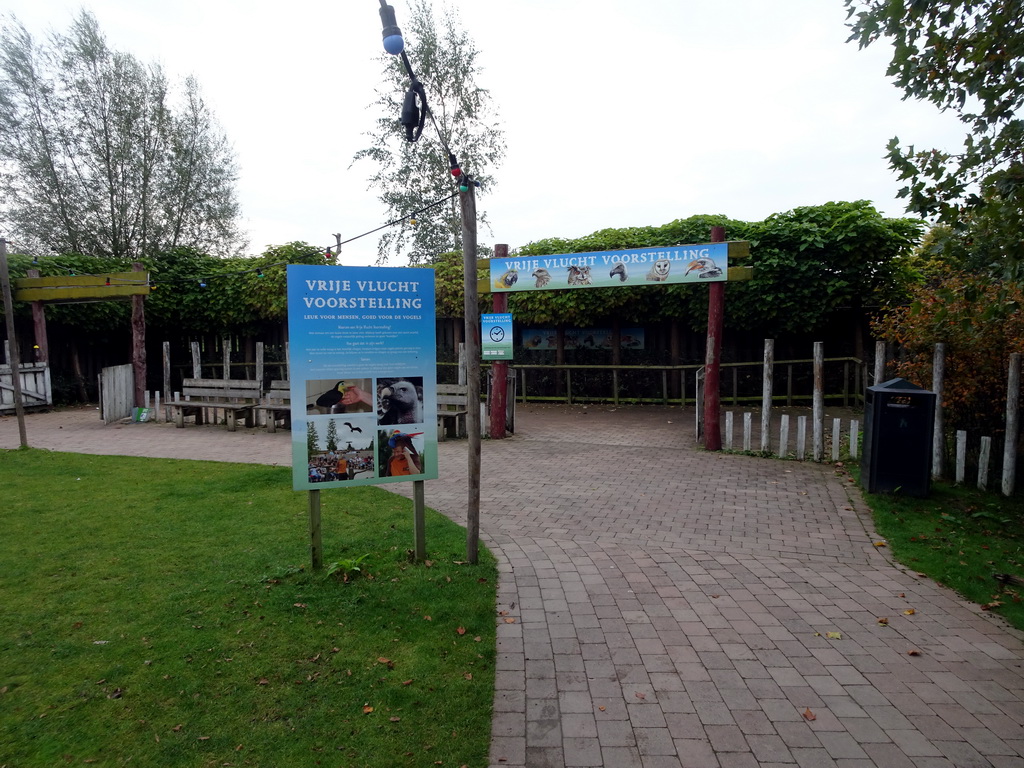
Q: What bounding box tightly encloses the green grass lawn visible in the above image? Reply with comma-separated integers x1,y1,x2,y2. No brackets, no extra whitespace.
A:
851,467,1024,632
0,449,497,768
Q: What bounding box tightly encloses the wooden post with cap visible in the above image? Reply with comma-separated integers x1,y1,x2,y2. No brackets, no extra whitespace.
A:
703,226,726,451
490,243,509,439
0,238,29,447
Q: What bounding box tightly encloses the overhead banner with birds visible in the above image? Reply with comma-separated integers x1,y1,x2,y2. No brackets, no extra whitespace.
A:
286,265,438,491
489,242,731,292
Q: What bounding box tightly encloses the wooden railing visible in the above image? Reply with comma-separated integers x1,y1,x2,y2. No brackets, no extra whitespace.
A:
439,357,868,408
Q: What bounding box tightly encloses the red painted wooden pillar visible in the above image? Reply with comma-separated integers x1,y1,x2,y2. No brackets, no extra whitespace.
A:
489,243,509,439
703,226,726,451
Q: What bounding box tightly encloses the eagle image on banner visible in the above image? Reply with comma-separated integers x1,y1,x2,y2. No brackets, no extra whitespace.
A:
489,243,729,293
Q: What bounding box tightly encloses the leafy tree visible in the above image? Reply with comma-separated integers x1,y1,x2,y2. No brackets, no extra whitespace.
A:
844,0,1024,278
325,419,338,453
872,270,1024,441
307,421,320,456
352,0,505,265
0,11,243,260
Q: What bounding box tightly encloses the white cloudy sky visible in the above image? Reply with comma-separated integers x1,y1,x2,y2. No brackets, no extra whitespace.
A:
2,1,965,265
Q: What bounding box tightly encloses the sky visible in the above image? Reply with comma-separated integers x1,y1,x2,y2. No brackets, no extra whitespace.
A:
1,1,967,266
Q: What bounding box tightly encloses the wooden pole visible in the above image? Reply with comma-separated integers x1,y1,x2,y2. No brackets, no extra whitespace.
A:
461,183,481,564
413,479,426,561
131,262,147,407
955,430,967,485
26,268,48,363
308,490,323,571
932,342,946,480
761,338,774,453
162,341,171,423
703,226,726,451
1002,352,1020,497
812,342,824,461
490,243,509,440
978,436,992,491
0,239,28,447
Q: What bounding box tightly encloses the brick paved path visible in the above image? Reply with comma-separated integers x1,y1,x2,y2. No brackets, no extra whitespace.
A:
3,404,1023,767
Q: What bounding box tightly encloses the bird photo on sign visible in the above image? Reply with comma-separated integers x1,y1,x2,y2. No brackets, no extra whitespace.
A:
306,377,374,415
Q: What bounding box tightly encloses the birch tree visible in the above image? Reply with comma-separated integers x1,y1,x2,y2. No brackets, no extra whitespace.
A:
352,0,505,265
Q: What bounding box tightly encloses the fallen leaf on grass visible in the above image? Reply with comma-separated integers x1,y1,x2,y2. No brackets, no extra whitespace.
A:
198,736,210,741
257,678,269,685
390,717,401,722
803,708,816,721
293,603,307,609
456,627,466,635
377,657,394,669
172,724,183,732
423,616,432,621
402,680,413,686
474,636,481,642
463,673,473,680
362,705,374,714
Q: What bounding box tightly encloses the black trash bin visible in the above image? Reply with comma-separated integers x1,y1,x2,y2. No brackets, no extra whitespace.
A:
861,378,936,497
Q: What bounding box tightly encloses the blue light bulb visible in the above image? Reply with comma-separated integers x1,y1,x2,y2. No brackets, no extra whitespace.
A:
379,4,404,55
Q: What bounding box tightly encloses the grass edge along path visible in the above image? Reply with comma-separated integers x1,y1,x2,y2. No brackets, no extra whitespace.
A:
836,462,1024,634
0,449,497,768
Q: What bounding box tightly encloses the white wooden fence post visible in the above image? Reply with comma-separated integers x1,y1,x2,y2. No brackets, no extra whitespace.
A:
932,343,945,480
778,414,790,459
849,419,859,460
743,412,752,452
831,417,841,461
955,430,967,485
797,415,807,461
813,342,824,461
978,436,992,491
874,340,886,385
1003,353,1020,497
761,339,774,453
725,411,734,451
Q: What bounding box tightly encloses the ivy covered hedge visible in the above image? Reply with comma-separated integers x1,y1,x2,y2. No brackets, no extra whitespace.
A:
3,202,923,338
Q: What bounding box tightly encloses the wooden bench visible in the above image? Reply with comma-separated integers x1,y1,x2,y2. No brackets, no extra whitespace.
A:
255,380,291,433
166,378,260,431
436,383,469,441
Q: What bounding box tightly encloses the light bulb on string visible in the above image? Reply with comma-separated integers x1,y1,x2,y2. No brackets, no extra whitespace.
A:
379,2,404,55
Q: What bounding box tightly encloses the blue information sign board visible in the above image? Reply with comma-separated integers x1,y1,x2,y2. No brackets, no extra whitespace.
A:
287,265,437,490
482,313,513,360
488,243,728,292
